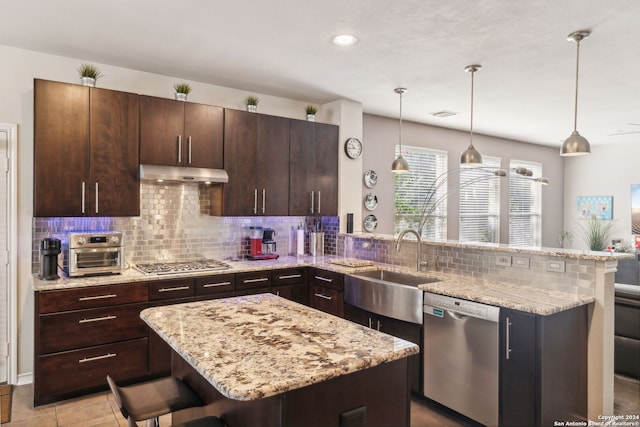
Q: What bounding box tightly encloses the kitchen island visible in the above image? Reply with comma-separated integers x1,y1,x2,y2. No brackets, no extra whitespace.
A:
140,293,419,427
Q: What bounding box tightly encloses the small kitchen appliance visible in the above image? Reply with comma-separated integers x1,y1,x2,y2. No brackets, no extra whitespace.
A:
247,227,279,260
39,237,61,280
248,227,263,258
68,231,125,277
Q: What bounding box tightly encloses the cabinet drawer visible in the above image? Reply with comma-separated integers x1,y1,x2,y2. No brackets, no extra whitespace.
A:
149,279,195,301
309,268,343,291
236,271,272,291
272,268,306,285
39,303,148,354
38,282,148,314
309,284,344,317
36,338,148,399
195,273,235,296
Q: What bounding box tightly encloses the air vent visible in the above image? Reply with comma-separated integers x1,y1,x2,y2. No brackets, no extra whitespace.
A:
430,110,457,118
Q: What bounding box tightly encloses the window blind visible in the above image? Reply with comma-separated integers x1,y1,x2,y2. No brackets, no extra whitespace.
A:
459,156,502,243
509,160,542,246
394,145,447,240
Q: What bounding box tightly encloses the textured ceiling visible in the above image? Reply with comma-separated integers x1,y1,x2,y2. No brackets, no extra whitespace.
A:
2,0,639,148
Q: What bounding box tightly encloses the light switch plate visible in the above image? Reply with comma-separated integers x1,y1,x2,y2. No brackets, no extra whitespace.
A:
496,255,512,267
513,256,530,269
547,260,566,273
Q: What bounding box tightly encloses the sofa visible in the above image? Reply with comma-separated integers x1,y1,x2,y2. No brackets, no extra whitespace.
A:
614,255,640,379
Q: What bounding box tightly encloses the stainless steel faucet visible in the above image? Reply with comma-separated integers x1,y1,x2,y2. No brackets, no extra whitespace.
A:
396,229,427,271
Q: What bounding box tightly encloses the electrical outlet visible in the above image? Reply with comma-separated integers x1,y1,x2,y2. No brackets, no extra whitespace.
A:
496,255,512,267
513,256,530,269
547,260,566,273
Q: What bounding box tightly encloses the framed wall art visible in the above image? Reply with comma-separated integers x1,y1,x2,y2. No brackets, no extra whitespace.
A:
576,195,613,220
632,184,640,235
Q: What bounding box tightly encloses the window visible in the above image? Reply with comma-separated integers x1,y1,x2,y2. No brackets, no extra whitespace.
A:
458,156,502,243
394,145,447,240
509,160,542,246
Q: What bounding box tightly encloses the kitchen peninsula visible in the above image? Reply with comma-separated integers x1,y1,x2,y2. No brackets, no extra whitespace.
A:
140,293,419,427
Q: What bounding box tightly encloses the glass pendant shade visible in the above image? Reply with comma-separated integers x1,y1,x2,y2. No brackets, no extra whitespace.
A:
392,87,409,173
560,30,591,157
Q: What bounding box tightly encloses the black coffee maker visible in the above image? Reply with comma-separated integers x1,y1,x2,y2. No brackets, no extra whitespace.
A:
40,238,61,280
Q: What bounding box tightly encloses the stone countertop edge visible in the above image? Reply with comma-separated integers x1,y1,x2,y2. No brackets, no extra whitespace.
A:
33,255,594,315
140,293,420,401
341,233,636,261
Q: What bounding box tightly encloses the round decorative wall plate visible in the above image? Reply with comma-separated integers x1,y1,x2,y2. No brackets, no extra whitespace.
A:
364,193,378,211
363,214,378,232
364,170,378,188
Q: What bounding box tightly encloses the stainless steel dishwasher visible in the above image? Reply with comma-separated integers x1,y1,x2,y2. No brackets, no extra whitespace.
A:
423,292,500,427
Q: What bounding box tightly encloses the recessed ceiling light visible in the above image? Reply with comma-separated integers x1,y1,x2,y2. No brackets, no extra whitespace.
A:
332,34,358,46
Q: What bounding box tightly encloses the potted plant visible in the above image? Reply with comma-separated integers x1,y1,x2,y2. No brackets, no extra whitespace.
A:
579,217,614,251
78,64,102,87
173,83,192,101
305,105,318,122
245,96,259,112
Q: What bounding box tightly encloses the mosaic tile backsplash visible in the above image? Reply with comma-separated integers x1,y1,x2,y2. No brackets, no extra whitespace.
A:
32,182,338,273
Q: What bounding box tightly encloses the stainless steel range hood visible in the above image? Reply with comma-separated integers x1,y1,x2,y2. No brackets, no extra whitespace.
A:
140,164,228,184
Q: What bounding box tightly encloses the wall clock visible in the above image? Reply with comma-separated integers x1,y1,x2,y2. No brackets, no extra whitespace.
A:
344,138,363,159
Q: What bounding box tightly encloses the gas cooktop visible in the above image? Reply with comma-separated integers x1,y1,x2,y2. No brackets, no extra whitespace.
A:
135,259,231,275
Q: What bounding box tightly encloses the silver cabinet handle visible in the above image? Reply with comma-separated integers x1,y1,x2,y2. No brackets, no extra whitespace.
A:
314,275,333,283
253,189,258,214
262,189,266,214
177,135,182,163
243,277,269,284
377,319,381,331
79,353,116,363
505,317,512,360
188,136,192,164
95,182,99,213
278,274,301,280
158,286,190,292
310,191,314,214
81,181,85,214
79,294,117,302
368,317,372,328
317,190,321,214
79,315,116,324
314,293,332,301
202,281,232,288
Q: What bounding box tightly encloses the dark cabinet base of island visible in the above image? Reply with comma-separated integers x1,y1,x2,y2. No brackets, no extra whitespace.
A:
171,350,411,427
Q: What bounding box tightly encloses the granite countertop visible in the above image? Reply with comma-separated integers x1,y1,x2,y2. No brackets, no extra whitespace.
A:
140,293,419,401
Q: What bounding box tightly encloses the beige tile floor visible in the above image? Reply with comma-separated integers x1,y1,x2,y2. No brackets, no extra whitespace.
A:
2,375,638,426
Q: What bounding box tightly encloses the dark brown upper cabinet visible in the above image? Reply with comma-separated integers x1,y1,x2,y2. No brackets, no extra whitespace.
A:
139,95,223,169
34,79,140,217
289,120,339,216
223,110,290,216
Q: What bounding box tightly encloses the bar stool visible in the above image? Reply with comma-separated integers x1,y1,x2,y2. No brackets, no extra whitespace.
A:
107,375,203,427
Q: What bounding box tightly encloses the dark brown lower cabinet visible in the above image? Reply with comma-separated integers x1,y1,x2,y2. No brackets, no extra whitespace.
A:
500,305,588,427
308,268,344,317
344,303,422,395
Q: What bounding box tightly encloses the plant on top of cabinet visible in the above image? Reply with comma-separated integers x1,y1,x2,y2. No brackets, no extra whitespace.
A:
245,96,259,112
173,82,191,101
78,63,102,87
305,105,318,122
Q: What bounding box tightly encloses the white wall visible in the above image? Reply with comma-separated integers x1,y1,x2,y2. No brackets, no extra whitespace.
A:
0,44,354,381
564,141,640,250
362,114,565,246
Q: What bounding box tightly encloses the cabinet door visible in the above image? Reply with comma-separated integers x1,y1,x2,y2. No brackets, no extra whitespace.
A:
223,109,258,215
314,123,339,216
89,88,140,216
184,103,224,169
257,115,290,215
500,309,537,427
309,284,343,317
34,79,90,217
289,120,316,215
139,95,185,166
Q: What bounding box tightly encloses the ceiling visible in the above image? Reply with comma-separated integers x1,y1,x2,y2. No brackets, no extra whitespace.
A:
3,0,639,149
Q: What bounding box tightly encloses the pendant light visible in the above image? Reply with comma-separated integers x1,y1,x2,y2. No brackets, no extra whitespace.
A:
391,87,410,173
560,30,591,156
460,64,483,166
